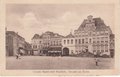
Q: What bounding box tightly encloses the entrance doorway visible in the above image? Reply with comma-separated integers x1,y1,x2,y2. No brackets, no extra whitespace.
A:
62,47,69,56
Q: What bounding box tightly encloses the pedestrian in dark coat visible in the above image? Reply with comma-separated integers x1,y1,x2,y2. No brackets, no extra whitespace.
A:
16,53,19,59
95,58,100,66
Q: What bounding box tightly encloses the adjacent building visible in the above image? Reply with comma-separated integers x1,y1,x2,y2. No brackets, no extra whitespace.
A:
31,34,41,55
109,34,115,57
24,41,32,55
31,31,63,56
6,31,25,56
62,32,76,56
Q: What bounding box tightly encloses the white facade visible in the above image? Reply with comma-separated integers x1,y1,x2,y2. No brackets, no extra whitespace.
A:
62,37,76,55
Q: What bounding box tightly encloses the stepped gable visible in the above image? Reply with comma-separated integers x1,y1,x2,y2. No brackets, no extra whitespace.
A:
77,16,107,31
32,34,40,39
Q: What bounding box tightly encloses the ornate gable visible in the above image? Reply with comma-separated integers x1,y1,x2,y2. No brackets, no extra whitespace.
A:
77,15,107,32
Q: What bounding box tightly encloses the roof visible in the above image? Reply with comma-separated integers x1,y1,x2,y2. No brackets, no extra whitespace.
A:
44,31,64,38
32,34,40,39
77,16,108,31
65,33,74,38
42,31,54,37
6,31,25,40
32,31,64,39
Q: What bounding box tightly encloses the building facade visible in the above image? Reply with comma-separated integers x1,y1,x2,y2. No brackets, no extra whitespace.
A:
24,41,32,55
62,32,76,56
31,15,115,57
31,34,41,55
31,31,63,56
74,15,114,57
6,31,26,56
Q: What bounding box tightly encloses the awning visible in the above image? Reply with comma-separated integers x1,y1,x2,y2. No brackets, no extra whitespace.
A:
48,51,61,53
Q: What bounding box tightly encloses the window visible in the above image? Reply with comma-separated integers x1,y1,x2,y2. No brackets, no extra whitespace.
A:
105,50,108,52
79,39,81,44
71,39,73,44
82,39,84,44
101,41,104,43
75,39,77,44
64,40,66,44
105,41,108,43
39,41,41,44
97,41,99,43
33,45,37,49
93,50,96,53
89,38,91,43
89,20,91,22
101,50,104,53
67,40,69,44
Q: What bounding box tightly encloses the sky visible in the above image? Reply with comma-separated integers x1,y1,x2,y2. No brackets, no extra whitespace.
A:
6,4,114,43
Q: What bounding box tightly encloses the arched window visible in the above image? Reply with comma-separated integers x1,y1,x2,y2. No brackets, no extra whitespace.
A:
64,40,66,44
67,40,69,44
79,39,81,44
82,39,84,44
89,38,91,43
71,39,73,44
75,39,77,44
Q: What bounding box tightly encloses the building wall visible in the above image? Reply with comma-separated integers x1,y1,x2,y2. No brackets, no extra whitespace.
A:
74,32,110,55
6,31,25,56
62,38,76,55
31,39,40,51
31,38,41,55
74,15,112,56
6,34,14,56
31,16,115,57
31,32,63,55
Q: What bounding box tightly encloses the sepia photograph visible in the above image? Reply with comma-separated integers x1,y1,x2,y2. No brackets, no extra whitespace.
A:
5,4,115,70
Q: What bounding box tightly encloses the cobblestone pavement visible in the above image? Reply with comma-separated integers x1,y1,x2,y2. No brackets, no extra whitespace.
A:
6,56,114,70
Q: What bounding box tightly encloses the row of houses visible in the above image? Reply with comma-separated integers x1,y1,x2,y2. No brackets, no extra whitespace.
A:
6,15,115,57
31,15,115,57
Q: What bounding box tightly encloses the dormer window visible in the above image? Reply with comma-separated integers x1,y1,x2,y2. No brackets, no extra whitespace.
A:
89,20,92,22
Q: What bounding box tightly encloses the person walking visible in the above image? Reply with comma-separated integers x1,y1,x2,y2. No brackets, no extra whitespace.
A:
16,53,19,59
95,58,100,66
